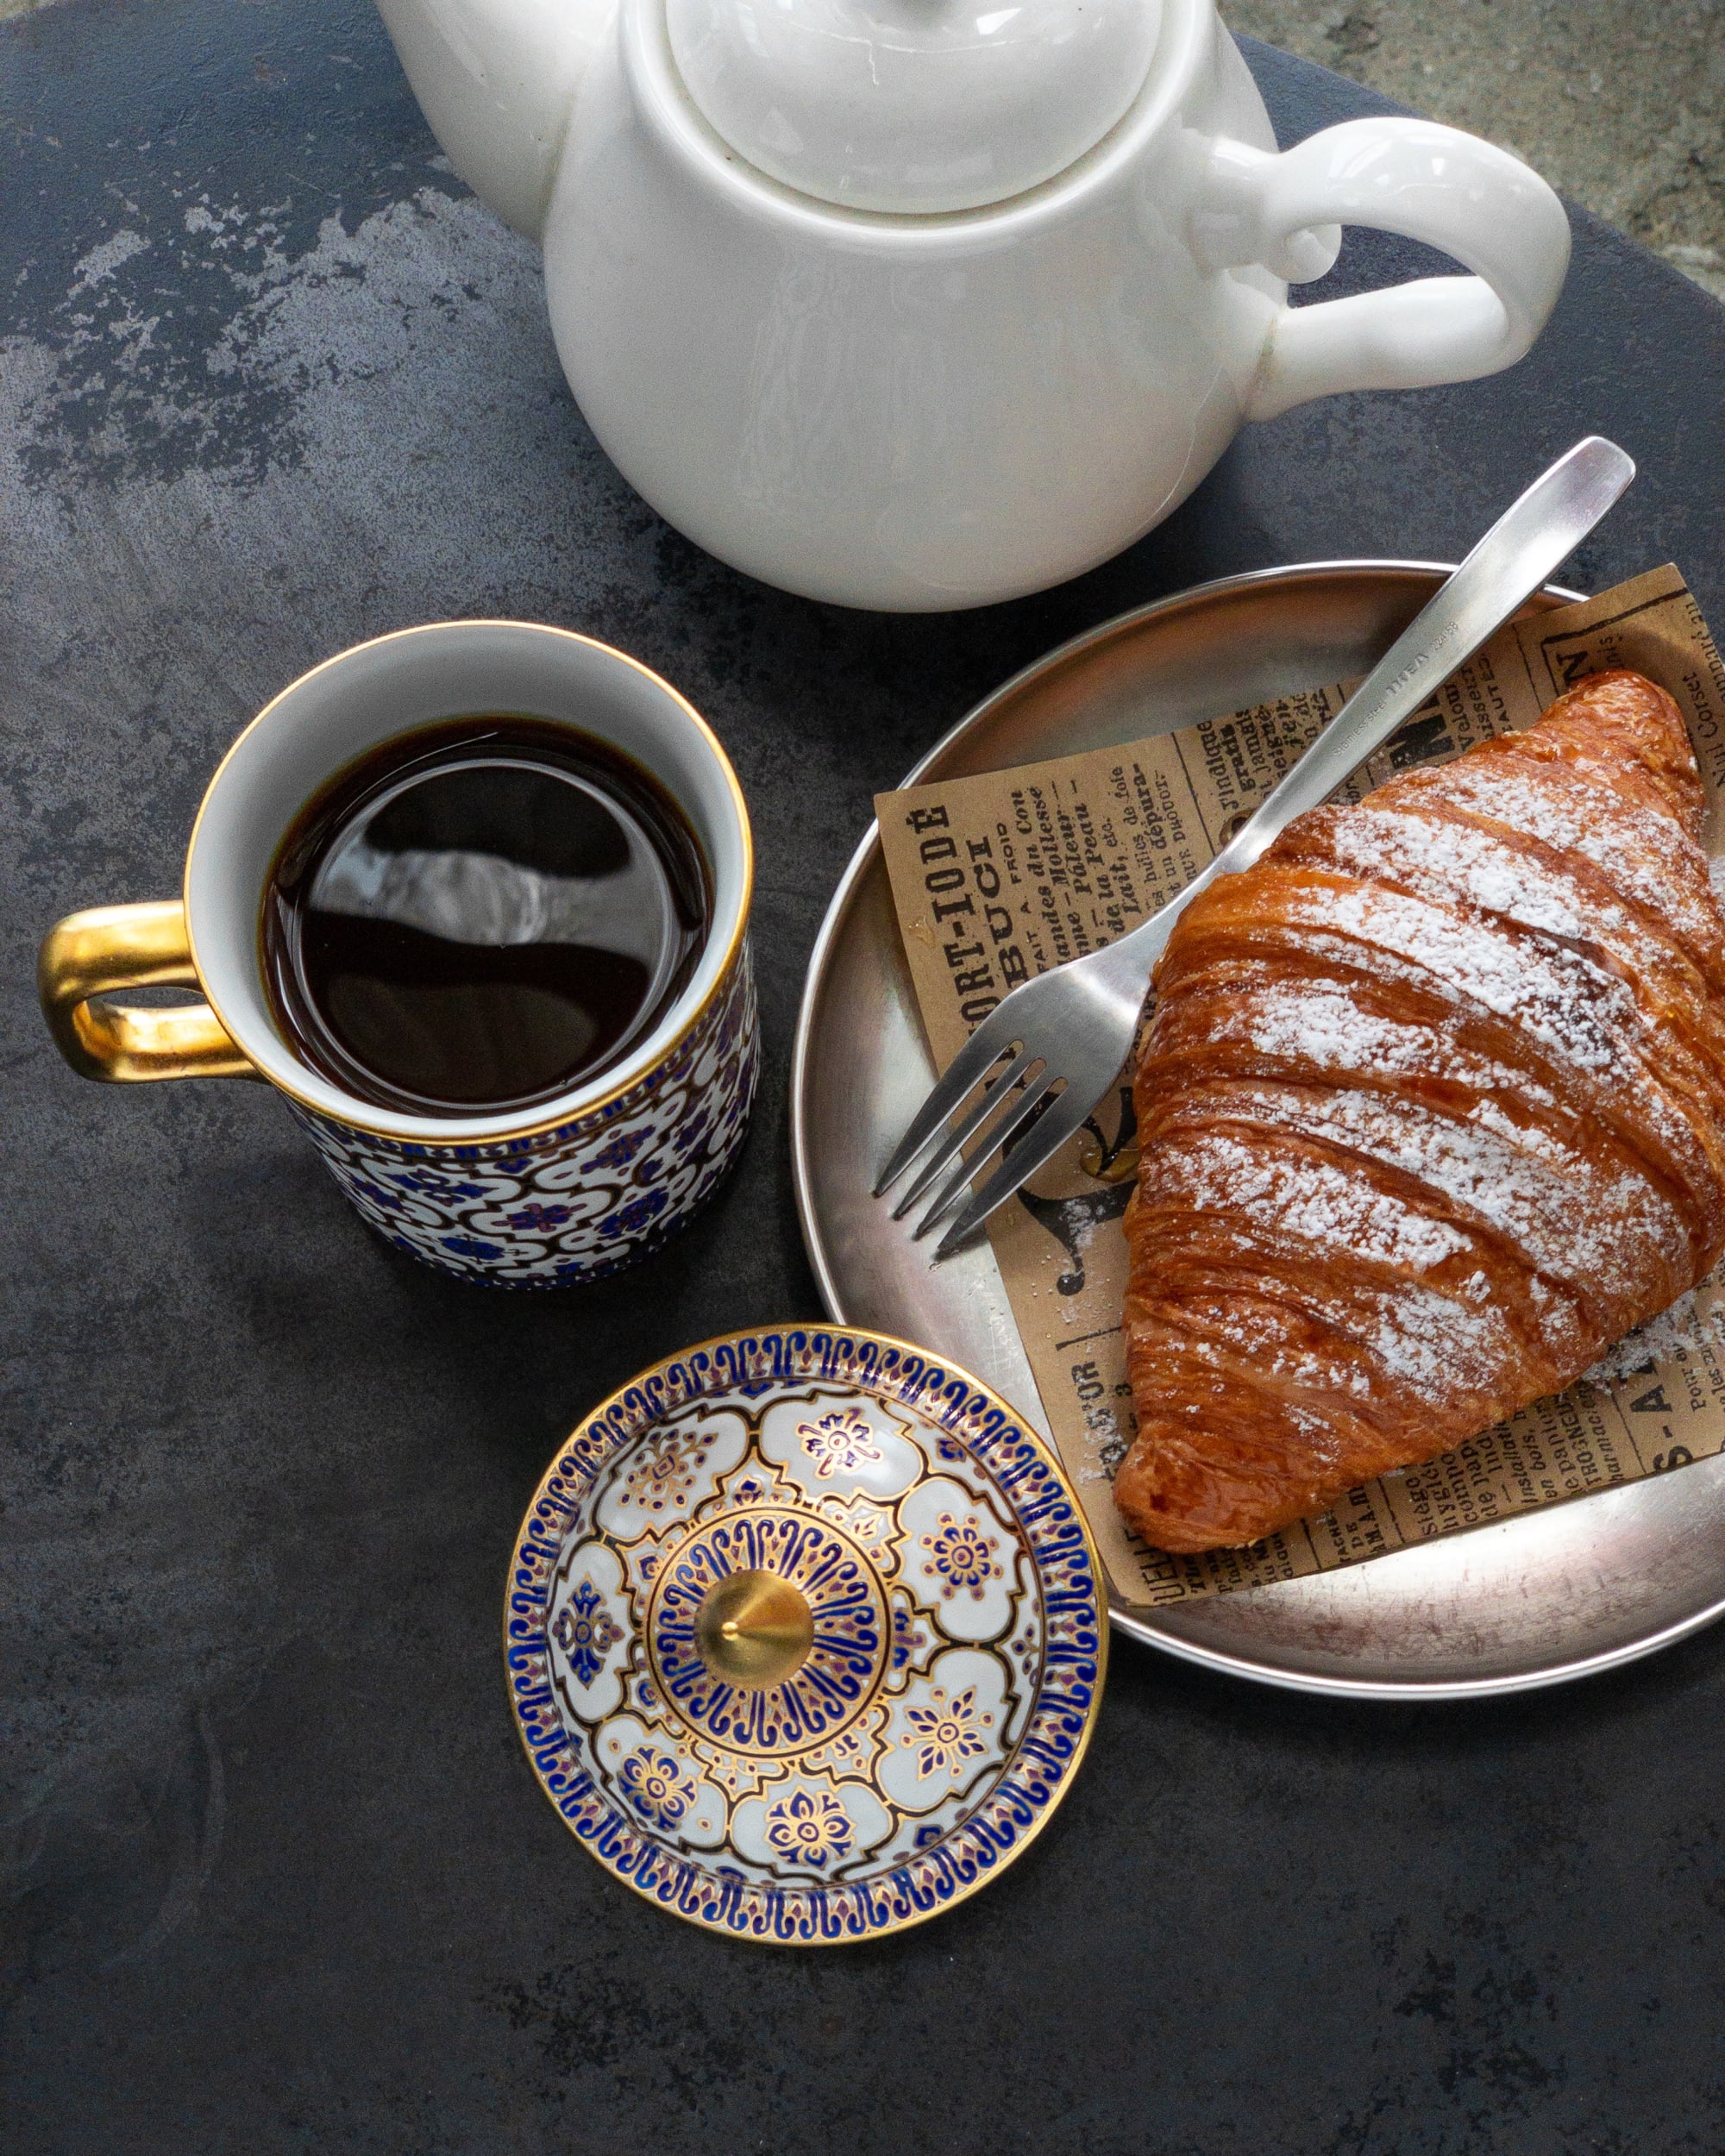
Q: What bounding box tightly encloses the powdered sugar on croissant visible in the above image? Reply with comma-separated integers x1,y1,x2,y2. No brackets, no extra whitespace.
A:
1115,670,1725,1554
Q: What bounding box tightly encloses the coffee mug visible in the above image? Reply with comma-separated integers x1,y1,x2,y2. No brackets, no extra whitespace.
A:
38,623,758,1285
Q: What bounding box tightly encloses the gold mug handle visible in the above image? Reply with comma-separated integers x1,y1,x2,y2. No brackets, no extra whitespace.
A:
39,900,258,1082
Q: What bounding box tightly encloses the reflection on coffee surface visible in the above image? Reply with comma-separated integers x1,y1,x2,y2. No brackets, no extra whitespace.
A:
263,716,711,1116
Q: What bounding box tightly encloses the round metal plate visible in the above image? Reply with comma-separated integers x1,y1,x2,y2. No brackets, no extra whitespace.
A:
791,561,1725,1700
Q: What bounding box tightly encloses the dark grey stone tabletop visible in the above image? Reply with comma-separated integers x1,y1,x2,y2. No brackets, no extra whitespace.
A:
5,2,1725,2149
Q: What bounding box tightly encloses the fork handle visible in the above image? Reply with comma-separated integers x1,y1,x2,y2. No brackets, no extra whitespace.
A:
1112,436,1634,967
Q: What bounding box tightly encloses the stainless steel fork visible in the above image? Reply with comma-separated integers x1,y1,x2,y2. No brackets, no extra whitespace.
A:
874,434,1636,1257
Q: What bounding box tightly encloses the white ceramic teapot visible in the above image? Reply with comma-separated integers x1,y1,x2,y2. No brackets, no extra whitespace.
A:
376,0,1571,610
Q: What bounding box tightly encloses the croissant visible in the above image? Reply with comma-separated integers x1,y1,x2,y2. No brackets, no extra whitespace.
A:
1115,671,1725,1554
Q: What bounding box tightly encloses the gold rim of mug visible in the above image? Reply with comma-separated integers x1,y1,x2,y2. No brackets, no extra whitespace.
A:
503,1320,1110,1944
183,621,755,1144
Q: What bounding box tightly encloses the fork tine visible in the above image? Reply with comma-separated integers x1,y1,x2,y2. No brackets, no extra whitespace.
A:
932,1081,1101,1260
872,1003,1028,1195
910,1149,985,1240
913,1075,1059,1240
890,1047,1037,1219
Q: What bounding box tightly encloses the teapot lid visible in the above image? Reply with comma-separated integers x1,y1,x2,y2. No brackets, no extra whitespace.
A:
665,0,1164,215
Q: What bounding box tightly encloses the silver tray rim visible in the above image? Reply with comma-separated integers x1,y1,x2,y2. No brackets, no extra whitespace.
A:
790,558,1725,1702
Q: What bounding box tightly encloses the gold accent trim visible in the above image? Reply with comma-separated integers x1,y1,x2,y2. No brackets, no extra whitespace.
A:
38,900,257,1083
694,1570,816,1689
184,620,755,1143
505,1323,1109,1946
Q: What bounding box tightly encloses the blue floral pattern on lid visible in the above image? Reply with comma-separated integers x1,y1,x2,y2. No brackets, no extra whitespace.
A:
505,1326,1107,1944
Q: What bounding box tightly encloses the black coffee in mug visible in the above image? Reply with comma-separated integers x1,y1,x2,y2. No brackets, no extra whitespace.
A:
262,716,711,1118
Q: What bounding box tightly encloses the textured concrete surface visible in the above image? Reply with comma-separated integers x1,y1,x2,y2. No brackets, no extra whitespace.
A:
4,1,1725,2151
1225,0,1725,298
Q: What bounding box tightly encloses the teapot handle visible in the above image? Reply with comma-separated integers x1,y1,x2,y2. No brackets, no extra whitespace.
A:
1197,117,1571,423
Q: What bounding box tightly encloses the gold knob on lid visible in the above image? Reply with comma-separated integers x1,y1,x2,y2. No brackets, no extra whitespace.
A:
694,1570,814,1689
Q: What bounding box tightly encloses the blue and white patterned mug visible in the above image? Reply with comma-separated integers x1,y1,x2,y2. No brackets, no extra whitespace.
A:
39,623,758,1285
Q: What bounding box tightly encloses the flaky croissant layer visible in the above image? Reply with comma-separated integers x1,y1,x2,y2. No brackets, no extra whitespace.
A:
1115,670,1725,1554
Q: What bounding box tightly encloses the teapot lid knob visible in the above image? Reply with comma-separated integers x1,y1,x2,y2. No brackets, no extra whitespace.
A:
665,0,1163,215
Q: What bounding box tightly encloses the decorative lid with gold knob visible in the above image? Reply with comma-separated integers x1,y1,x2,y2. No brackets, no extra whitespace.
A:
505,1324,1107,1943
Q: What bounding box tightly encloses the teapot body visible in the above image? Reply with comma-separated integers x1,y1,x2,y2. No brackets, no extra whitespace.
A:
546,0,1284,610
382,0,1567,611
